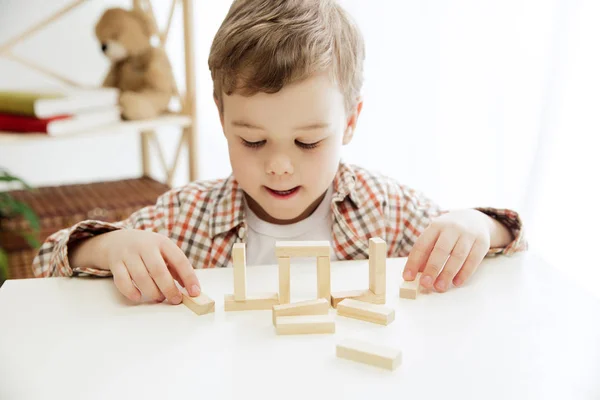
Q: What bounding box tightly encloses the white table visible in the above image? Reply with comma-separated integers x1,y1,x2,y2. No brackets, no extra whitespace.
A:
1,252,599,400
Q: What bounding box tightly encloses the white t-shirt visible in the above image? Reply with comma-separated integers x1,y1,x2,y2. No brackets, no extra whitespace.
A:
243,185,334,266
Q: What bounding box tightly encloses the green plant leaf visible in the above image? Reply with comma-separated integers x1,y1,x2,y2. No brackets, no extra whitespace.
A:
11,201,40,230
0,248,8,284
0,171,33,189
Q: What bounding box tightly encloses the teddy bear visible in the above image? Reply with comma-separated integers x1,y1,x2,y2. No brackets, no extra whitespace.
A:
94,7,176,120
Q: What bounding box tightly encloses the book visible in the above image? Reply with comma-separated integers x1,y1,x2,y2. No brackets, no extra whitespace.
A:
0,107,122,136
0,88,119,118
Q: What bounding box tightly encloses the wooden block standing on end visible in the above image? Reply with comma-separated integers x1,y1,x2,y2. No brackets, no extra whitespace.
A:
275,241,330,258
336,338,402,371
278,256,291,305
224,293,279,311
182,292,215,316
368,237,387,296
337,298,395,326
272,298,329,326
232,243,246,301
275,314,335,335
399,272,422,300
317,256,331,300
330,289,385,308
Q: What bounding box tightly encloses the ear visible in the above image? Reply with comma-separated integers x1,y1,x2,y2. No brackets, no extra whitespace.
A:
130,8,154,37
342,98,363,145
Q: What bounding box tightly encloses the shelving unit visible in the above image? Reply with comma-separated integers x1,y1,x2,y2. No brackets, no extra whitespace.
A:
0,0,200,280
0,0,199,186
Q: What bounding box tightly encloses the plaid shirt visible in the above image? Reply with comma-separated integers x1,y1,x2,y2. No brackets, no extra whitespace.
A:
32,162,527,277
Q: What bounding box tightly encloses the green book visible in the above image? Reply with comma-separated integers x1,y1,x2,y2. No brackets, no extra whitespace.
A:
0,89,119,118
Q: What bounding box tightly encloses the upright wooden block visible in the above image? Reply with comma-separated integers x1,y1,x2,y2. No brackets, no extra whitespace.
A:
337,298,395,326
278,256,291,304
272,298,329,326
330,289,385,308
369,238,386,296
224,293,279,311
317,256,331,300
275,241,330,258
336,338,402,371
399,272,422,299
232,243,246,301
182,292,215,316
275,314,335,335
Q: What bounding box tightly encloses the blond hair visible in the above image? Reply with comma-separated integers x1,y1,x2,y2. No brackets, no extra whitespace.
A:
208,0,365,113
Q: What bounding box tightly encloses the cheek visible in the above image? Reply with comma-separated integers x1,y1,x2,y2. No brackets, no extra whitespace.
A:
228,143,259,185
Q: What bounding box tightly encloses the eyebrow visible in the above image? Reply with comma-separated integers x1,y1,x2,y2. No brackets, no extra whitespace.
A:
231,120,330,131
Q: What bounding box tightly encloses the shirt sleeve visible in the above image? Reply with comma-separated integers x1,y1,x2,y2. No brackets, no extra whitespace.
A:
384,181,527,258
32,187,181,278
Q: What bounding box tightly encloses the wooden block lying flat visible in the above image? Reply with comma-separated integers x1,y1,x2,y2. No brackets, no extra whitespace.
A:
182,292,215,316
336,338,402,371
278,257,291,304
337,298,395,325
232,243,246,301
224,293,279,311
275,314,335,335
317,256,331,300
399,272,422,299
272,298,329,326
368,237,387,296
275,240,330,257
330,289,386,308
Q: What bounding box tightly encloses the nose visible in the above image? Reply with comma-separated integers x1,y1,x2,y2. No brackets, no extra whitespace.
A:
101,43,107,53
266,154,294,176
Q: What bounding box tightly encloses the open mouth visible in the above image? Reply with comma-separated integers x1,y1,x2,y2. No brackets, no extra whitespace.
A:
265,186,300,199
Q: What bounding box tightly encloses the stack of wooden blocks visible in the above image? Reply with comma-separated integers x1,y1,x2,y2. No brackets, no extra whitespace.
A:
180,237,422,371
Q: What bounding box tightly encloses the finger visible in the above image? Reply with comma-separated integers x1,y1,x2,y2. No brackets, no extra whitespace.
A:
434,235,474,292
453,239,489,287
125,255,164,302
403,224,441,281
420,229,461,289
142,249,183,305
111,260,141,302
159,237,201,296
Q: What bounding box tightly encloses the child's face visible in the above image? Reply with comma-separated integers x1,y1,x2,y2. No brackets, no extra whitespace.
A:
219,72,362,224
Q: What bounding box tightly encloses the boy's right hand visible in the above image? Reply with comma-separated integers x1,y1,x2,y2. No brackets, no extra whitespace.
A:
73,229,201,304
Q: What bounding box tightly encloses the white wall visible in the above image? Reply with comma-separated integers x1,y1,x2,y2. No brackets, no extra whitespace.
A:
1,1,598,295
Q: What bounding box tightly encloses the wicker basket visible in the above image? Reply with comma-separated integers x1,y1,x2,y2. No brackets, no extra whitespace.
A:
0,176,171,280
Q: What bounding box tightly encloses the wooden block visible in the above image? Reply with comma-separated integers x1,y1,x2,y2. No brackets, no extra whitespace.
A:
224,293,279,311
399,272,422,299
330,289,385,308
317,256,331,300
182,292,215,316
275,240,330,258
368,237,386,296
232,243,246,301
275,314,335,335
337,298,395,325
272,298,329,326
278,256,291,304
336,338,402,371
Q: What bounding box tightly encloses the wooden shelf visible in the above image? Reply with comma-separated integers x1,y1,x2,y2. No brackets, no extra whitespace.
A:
0,114,191,144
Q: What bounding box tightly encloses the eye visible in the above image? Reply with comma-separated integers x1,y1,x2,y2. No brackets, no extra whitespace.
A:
295,140,321,150
241,138,266,149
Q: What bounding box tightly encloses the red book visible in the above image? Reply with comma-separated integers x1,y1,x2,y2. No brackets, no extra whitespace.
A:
0,108,121,135
0,112,70,134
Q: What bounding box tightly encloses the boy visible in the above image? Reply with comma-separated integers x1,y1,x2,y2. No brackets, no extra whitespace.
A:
32,0,526,306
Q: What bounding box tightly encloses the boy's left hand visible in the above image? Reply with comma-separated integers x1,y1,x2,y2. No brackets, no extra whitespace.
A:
402,209,493,292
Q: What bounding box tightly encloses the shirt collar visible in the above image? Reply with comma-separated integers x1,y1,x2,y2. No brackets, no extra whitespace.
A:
208,161,364,239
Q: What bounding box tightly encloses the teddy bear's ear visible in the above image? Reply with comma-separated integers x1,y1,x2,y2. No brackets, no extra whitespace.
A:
130,8,155,38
